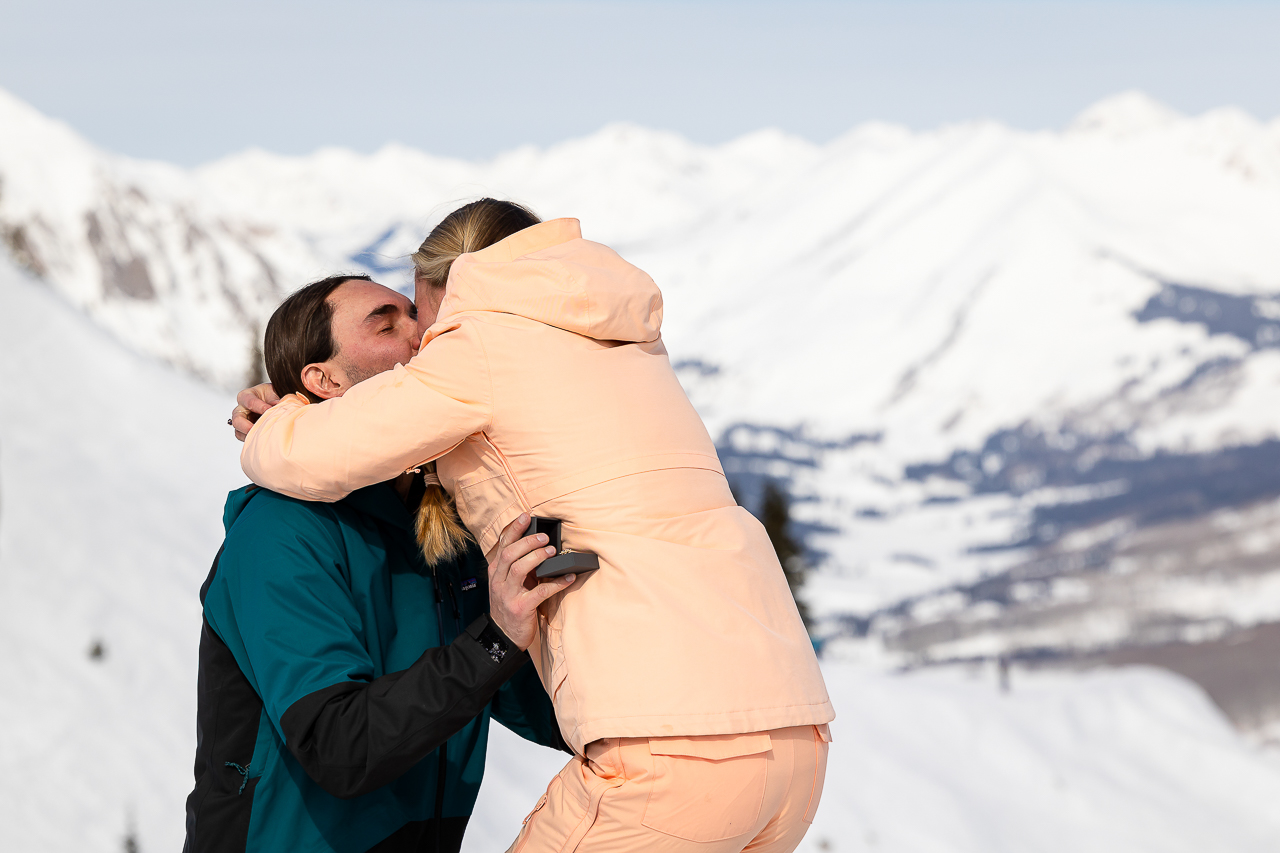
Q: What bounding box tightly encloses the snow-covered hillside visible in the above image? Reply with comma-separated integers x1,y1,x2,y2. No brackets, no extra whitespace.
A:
5,256,1280,853
469,664,1280,853
0,256,244,850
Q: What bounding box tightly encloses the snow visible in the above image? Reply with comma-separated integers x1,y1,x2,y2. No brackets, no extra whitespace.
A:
467,662,1280,853
1067,91,1184,138
0,257,244,850
5,253,1280,852
797,663,1280,853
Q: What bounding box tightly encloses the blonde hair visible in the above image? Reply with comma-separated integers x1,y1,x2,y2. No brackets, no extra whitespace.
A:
411,198,541,288
415,463,472,566
412,198,541,565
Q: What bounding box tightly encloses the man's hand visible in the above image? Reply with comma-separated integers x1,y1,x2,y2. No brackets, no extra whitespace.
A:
488,514,576,651
229,383,281,441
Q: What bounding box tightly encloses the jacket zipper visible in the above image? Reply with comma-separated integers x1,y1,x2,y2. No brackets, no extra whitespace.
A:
430,564,446,636
481,432,532,512
445,578,461,624
430,562,449,849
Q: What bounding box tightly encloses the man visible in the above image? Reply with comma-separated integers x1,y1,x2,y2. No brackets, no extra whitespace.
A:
186,274,571,853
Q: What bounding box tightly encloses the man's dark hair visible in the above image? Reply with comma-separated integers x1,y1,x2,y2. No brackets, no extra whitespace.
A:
263,274,373,403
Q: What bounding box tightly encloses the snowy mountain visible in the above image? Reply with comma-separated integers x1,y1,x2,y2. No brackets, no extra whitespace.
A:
0,88,322,387
7,86,1280,723
0,84,816,386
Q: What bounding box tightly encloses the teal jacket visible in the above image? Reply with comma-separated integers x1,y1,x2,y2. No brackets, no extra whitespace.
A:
183,483,565,853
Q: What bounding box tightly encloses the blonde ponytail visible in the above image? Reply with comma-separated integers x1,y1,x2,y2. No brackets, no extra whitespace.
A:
415,463,471,565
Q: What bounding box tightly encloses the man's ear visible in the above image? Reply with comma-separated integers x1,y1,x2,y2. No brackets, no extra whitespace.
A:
301,363,344,400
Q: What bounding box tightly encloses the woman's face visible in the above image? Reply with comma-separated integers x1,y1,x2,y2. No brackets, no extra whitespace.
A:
414,272,446,339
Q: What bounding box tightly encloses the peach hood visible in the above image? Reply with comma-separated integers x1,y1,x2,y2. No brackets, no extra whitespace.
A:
434,218,663,345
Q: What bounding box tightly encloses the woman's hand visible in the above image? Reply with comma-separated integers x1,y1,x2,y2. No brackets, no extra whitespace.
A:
229,383,281,441
488,514,575,651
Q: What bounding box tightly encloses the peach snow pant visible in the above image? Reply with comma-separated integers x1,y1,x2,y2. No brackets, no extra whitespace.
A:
506,725,830,853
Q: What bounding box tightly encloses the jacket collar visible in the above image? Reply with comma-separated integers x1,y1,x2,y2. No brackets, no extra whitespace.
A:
436,216,662,344
341,481,415,531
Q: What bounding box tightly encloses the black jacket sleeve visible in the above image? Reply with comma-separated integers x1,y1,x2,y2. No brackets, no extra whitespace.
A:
279,614,526,799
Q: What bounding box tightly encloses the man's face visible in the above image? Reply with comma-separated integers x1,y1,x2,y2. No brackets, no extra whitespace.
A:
302,279,419,400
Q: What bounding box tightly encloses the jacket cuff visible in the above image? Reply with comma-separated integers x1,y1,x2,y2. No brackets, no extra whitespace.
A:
464,614,527,674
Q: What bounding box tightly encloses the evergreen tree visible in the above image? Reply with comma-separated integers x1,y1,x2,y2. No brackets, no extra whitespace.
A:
123,809,139,853
245,322,266,388
760,480,812,632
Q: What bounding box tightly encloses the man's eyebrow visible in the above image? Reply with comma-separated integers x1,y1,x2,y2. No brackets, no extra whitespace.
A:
363,303,402,323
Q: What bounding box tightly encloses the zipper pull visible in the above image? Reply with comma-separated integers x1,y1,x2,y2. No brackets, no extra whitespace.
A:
430,565,443,604
446,578,461,620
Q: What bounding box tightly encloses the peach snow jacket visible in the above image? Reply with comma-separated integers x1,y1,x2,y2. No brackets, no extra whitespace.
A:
241,218,834,752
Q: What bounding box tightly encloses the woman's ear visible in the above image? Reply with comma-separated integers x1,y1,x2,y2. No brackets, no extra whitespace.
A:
301,363,343,400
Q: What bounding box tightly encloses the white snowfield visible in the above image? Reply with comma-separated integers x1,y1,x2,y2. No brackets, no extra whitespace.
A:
5,255,1280,851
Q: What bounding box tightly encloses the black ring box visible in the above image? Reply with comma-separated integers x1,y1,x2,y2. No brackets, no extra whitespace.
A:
529,516,600,579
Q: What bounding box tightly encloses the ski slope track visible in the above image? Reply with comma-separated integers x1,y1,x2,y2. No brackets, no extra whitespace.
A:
7,88,1280,850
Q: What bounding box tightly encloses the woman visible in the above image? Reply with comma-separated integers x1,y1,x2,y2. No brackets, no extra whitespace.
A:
240,199,833,853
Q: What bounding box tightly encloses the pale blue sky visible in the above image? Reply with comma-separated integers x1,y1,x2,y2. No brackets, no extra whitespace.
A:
2,1,1277,165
